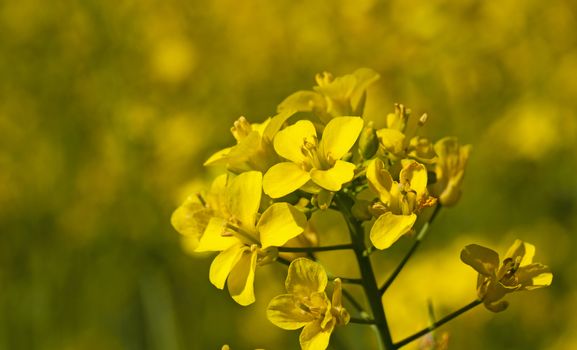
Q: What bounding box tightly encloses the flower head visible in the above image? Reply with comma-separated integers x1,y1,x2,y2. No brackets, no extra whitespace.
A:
263,117,363,198
173,171,307,305
267,258,349,350
367,158,436,249
460,239,553,312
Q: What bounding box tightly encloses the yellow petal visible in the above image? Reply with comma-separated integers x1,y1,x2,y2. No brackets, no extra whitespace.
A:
286,258,328,296
171,198,205,238
195,217,239,252
400,160,428,196
517,264,553,290
263,162,311,198
209,243,247,289
267,294,316,330
206,174,228,212
319,117,363,163
258,203,307,248
351,68,380,98
310,160,355,192
226,171,262,229
366,158,393,204
274,120,317,164
263,109,297,142
460,244,500,276
376,128,405,155
504,239,535,266
370,212,416,250
299,318,334,350
277,90,326,113
204,147,232,166
228,248,258,306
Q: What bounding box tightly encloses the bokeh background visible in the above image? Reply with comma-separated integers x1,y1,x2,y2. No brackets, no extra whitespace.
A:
1,0,576,349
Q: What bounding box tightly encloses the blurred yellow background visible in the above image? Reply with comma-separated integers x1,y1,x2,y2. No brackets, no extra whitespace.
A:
1,0,576,349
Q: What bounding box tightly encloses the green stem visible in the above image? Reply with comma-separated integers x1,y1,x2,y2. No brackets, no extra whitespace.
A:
349,317,376,325
277,244,354,253
335,193,395,350
394,299,482,348
379,205,442,295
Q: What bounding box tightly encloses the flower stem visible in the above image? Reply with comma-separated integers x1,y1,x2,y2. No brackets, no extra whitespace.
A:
349,317,376,325
394,299,482,348
335,193,396,350
277,244,354,253
379,205,442,295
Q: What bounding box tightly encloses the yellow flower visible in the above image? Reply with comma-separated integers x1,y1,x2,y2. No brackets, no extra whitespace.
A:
204,114,292,173
263,117,364,198
430,137,472,206
278,68,380,123
460,239,553,312
174,171,307,305
267,258,349,350
366,159,436,249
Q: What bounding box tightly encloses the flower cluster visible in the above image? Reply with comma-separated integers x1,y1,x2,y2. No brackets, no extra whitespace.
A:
171,68,552,350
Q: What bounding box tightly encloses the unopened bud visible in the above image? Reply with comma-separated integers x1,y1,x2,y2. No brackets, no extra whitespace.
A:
358,122,379,159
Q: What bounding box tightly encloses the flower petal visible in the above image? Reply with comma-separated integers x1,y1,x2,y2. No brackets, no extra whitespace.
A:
195,217,239,252
227,248,258,306
370,212,416,250
310,160,355,192
376,128,405,155
263,162,311,198
258,203,307,248
267,294,316,330
263,109,297,142
517,263,553,290
400,160,428,196
504,239,535,266
286,258,328,296
460,244,500,276
299,319,334,350
274,120,317,164
209,243,247,289
319,117,363,163
226,171,262,229
366,158,393,204
204,147,233,166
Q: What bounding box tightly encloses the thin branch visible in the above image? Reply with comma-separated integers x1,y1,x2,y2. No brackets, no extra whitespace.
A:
394,299,482,348
379,205,442,295
349,317,376,325
277,244,354,253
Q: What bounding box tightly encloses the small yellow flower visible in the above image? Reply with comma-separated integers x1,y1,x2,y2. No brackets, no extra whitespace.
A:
263,117,364,198
204,115,291,173
267,258,349,350
174,171,307,305
460,239,553,312
278,68,380,123
430,137,472,206
366,158,436,249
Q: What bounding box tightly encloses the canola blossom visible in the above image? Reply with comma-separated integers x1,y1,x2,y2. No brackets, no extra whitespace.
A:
171,68,552,349
460,240,553,312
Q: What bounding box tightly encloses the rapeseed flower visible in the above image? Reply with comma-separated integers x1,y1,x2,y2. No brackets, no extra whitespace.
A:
263,117,363,198
174,171,307,305
267,258,349,350
460,239,553,312
430,137,472,206
367,158,436,249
